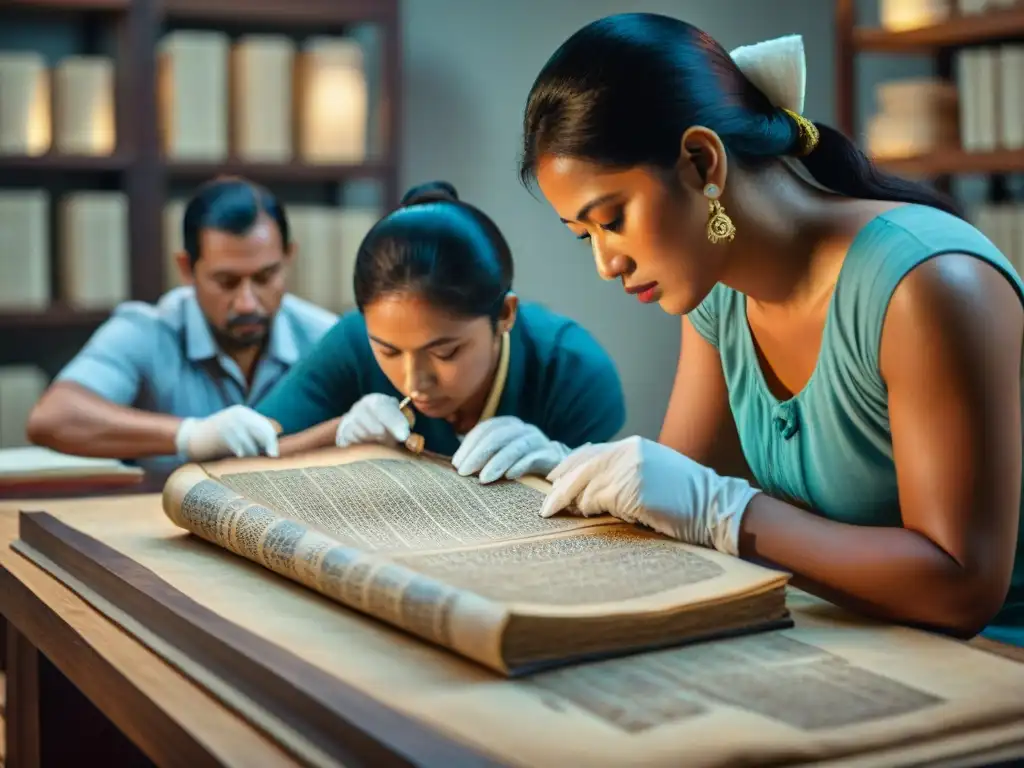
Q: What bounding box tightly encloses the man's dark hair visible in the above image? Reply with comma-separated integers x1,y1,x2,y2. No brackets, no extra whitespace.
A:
181,177,291,267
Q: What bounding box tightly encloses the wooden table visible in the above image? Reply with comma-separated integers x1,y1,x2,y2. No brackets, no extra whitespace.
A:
1,493,1023,768
0,472,170,680
0,504,301,768
0,473,304,768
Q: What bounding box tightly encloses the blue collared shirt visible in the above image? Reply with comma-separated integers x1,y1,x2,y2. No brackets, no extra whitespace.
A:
55,286,337,472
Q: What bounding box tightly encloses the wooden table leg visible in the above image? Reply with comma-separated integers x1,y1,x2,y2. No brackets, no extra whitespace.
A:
5,619,153,767
1,614,8,672
6,621,40,768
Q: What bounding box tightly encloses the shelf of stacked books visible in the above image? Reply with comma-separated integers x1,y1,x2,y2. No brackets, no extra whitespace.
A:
156,22,391,179
0,0,400,328
864,35,1024,176
157,13,397,314
0,2,132,339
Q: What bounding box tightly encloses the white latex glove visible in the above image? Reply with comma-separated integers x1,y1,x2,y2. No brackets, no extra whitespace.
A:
451,415,571,484
335,393,411,448
175,405,280,461
539,436,760,556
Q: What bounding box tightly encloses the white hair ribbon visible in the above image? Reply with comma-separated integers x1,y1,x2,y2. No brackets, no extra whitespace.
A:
728,35,839,195
729,34,807,115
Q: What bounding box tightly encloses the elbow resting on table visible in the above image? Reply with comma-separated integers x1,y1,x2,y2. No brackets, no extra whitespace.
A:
914,568,1009,640
26,396,63,448
25,383,100,453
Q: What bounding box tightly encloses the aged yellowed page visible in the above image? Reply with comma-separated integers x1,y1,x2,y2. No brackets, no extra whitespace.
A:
198,444,619,552
167,445,788,628
390,524,786,618
22,496,1024,768
189,445,788,610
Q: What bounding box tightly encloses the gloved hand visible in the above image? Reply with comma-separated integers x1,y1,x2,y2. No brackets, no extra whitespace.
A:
175,405,280,461
538,436,760,556
451,415,571,484
335,393,411,448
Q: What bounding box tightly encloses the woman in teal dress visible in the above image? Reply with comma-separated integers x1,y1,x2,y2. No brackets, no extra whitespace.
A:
519,13,1024,646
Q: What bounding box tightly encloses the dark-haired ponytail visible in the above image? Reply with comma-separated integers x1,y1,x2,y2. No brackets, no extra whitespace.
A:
400,180,460,207
519,12,961,219
799,122,961,218
353,180,514,324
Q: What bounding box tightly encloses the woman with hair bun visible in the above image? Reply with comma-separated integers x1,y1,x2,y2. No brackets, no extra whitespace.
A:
258,181,626,483
522,14,1023,646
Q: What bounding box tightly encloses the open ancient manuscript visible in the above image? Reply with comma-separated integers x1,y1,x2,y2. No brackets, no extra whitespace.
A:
162,445,791,676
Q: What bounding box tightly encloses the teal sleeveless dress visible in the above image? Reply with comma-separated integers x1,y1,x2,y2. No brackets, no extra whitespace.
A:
688,204,1024,646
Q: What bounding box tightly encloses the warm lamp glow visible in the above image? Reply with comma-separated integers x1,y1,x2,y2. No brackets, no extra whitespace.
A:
880,0,950,31
88,91,117,154
26,74,51,156
299,38,368,164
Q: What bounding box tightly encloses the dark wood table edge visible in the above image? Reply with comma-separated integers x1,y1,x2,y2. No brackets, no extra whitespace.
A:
0,471,164,501
15,510,511,768
0,558,225,768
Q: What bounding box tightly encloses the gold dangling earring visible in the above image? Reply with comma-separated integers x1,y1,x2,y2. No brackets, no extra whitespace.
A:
704,183,736,244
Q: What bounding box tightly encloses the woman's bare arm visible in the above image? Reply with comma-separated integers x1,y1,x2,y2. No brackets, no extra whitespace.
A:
737,254,1022,637
659,316,754,482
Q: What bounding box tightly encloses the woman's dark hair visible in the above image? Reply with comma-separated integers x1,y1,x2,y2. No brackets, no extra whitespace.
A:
353,180,514,323
182,176,291,267
519,13,960,217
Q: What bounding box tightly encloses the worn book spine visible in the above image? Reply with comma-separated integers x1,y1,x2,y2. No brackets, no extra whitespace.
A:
0,190,50,310
53,55,116,156
162,464,512,673
866,78,960,160
230,35,294,162
0,52,51,156
0,365,48,448
970,202,1024,281
288,204,381,312
336,207,380,311
287,205,339,311
998,44,1024,151
58,191,130,309
163,198,186,289
158,31,230,161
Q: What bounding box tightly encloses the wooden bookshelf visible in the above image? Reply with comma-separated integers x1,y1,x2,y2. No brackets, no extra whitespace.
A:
853,6,1024,51
873,148,1024,177
0,0,402,340
836,0,1024,178
0,154,132,173
0,308,109,331
0,0,128,11
165,160,394,184
162,0,392,24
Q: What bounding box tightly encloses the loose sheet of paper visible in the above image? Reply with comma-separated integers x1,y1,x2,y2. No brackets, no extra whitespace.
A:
25,495,1024,768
